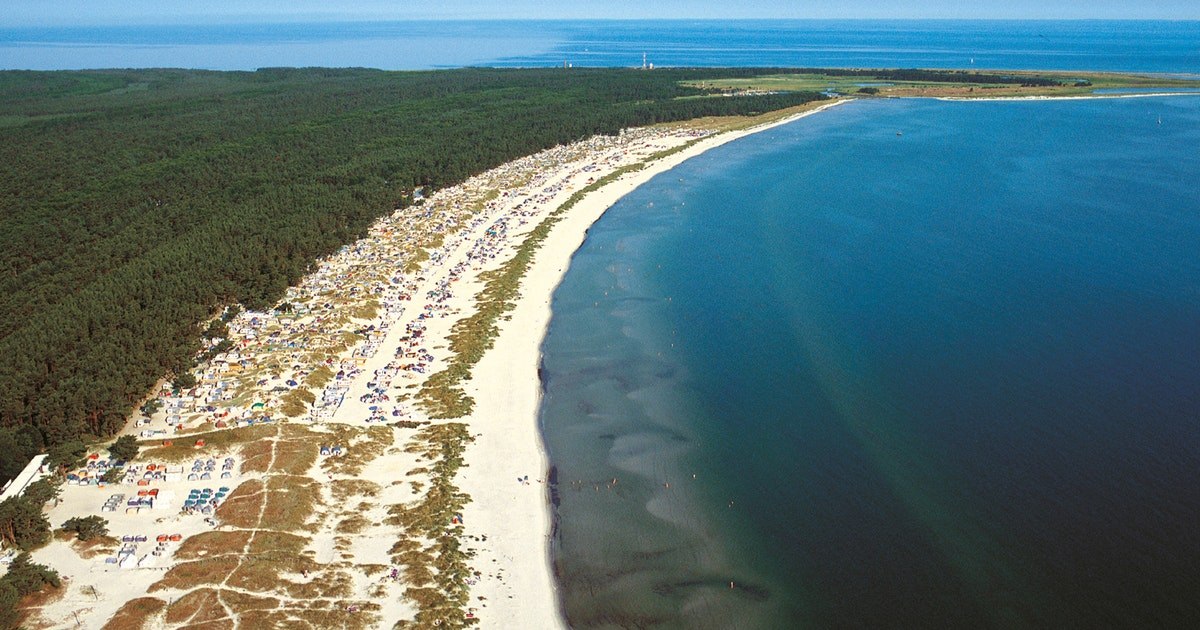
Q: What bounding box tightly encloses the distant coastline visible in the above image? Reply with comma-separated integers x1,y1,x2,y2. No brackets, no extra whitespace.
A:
937,91,1200,101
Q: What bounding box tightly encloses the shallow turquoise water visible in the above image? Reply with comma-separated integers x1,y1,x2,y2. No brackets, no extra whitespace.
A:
540,96,1200,627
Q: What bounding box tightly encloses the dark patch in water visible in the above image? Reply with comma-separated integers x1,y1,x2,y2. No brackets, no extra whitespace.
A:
650,578,770,602
653,366,677,380
548,464,560,509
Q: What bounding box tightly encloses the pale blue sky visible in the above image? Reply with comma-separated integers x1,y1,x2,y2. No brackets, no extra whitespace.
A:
4,0,1199,26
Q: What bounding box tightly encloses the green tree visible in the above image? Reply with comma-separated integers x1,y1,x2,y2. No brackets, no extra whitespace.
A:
202,319,229,340
0,426,43,487
1,552,60,595
100,467,123,484
0,498,50,551
0,580,19,629
173,371,197,390
140,398,162,416
19,479,59,508
107,436,139,462
61,515,108,541
45,440,87,471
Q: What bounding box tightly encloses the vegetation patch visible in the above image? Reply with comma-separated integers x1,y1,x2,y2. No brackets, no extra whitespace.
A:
248,531,309,556
331,478,382,501
216,590,281,613
139,424,273,462
227,554,313,593
69,534,119,559
305,365,335,389
152,557,240,591
238,439,275,474
174,531,253,560
100,597,167,630
387,423,477,627
336,515,371,534
322,425,393,476
163,588,228,626
215,480,266,529
271,425,320,475
260,476,321,531
279,388,316,417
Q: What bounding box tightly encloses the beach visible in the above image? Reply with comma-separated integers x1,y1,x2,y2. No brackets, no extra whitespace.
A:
456,99,845,628
20,100,842,628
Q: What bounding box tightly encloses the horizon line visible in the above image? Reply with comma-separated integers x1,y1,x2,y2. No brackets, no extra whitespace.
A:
5,17,1200,28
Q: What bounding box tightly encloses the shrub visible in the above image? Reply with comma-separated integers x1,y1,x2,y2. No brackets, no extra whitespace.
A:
108,435,140,462
141,398,163,416
101,467,124,483
62,515,109,541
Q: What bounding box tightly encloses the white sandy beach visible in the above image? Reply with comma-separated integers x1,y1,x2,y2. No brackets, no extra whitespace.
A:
21,100,844,629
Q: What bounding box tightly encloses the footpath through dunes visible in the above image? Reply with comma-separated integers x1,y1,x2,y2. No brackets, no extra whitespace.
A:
25,120,733,629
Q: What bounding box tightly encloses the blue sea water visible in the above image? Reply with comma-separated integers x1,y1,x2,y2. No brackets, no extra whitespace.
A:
2,20,1199,73
539,96,1200,627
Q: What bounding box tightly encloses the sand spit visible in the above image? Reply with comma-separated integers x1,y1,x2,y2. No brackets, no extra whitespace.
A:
21,101,844,629
936,91,1200,101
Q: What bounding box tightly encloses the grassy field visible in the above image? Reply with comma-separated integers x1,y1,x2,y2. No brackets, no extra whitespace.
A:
684,70,1199,99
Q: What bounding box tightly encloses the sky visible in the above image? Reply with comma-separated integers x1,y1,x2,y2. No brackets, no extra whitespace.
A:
4,0,1199,26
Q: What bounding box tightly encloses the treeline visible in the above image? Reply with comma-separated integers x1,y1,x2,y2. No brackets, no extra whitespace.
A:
0,67,825,459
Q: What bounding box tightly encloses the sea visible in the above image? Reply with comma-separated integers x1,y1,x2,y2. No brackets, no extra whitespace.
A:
5,19,1200,629
1,20,1199,73
540,95,1200,628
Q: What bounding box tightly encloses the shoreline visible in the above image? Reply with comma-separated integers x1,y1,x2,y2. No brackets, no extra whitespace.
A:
935,91,1200,101
457,99,847,628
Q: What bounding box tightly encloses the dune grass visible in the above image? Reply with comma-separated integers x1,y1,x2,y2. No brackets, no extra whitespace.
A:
101,597,167,630
138,424,274,462
387,423,478,628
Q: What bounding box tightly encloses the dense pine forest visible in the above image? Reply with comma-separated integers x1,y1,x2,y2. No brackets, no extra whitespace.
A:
0,67,826,469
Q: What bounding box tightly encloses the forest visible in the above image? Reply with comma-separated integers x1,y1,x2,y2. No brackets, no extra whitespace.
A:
0,67,828,471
